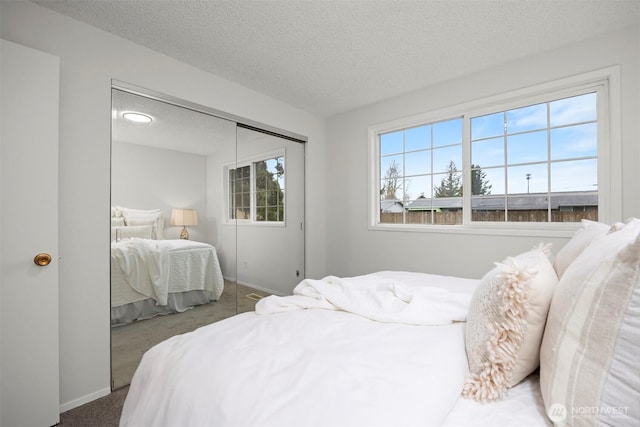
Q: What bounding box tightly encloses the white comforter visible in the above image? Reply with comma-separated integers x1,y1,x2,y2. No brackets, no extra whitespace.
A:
120,271,480,427
256,273,473,325
112,239,221,307
112,238,170,305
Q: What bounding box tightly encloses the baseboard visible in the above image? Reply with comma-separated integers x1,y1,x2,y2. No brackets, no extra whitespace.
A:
59,386,111,413
236,280,286,296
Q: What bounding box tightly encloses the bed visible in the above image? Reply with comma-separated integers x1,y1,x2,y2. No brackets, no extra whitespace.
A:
120,219,640,426
110,206,224,326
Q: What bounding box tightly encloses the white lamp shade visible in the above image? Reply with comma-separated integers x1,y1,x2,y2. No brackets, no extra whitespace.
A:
170,208,198,226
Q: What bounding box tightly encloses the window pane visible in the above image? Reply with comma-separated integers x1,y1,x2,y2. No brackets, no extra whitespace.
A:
433,118,463,147
507,130,548,164
432,146,462,174
477,167,505,195
406,175,432,199
550,123,597,160
380,131,403,156
380,154,403,177
472,194,505,222
550,93,597,127
254,155,284,222
405,150,430,176
405,125,430,151
551,159,597,192
507,163,548,194
471,137,504,168
433,171,462,197
470,165,495,196
471,112,503,140
506,103,547,134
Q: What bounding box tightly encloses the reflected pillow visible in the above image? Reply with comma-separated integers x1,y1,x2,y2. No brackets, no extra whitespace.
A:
463,243,558,402
111,225,153,241
120,209,165,239
111,217,125,227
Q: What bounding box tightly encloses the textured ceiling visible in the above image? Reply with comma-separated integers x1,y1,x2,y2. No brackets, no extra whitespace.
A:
32,0,639,117
111,89,236,155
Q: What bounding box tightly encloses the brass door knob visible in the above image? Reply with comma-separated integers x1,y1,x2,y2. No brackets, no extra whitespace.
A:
34,253,52,266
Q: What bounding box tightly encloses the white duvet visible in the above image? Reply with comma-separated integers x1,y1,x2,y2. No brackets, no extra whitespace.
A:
112,238,170,305
121,271,480,427
111,238,223,307
256,273,473,325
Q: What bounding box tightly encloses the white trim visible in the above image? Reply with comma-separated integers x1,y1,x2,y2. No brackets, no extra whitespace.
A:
368,66,622,235
59,387,111,413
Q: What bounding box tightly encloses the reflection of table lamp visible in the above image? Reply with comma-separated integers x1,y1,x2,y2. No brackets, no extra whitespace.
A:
170,208,198,240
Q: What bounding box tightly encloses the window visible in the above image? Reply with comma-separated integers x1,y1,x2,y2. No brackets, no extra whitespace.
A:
370,71,617,232
379,118,463,225
470,92,598,223
228,153,285,223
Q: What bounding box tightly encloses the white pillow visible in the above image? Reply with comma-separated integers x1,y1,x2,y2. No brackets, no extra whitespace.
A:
463,243,558,402
553,219,611,279
540,218,640,426
111,217,125,227
120,208,165,239
111,225,153,241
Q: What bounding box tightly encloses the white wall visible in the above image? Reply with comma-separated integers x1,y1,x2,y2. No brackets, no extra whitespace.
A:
0,0,326,411
206,138,236,281
111,142,208,242
325,25,639,280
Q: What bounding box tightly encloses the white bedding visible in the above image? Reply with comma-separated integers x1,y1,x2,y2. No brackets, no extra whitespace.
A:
112,238,170,305
444,372,551,426
111,239,224,324
256,272,473,325
120,271,551,426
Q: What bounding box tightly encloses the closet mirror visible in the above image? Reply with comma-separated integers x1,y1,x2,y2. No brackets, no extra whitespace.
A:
110,86,305,390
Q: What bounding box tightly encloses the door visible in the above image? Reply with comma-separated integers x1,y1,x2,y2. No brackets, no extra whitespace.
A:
1,39,60,426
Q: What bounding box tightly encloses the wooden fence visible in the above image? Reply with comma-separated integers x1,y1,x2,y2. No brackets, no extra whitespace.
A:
380,208,598,225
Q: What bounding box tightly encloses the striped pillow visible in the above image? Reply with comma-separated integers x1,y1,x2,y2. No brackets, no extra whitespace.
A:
553,220,611,280
540,218,640,426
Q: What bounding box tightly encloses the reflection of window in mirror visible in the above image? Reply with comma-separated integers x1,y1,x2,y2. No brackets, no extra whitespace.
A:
226,149,285,223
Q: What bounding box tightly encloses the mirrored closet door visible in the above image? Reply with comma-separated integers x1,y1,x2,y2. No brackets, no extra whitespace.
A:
110,86,305,390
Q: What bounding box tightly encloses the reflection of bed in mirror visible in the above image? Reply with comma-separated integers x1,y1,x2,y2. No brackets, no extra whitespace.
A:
110,206,224,326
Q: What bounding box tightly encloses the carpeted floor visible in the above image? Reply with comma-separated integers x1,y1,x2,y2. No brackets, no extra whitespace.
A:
58,386,129,427
111,281,269,388
58,282,271,425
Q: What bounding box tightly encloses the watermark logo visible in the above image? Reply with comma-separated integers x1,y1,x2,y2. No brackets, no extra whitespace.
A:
548,403,629,423
548,403,568,423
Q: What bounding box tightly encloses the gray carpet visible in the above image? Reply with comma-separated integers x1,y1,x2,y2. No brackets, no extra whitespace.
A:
59,282,270,425
111,281,269,389
58,386,128,427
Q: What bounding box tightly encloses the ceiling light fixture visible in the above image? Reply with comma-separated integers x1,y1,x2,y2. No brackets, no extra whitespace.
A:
123,112,153,123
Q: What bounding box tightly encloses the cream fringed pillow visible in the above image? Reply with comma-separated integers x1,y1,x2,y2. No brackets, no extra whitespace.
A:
463,244,558,402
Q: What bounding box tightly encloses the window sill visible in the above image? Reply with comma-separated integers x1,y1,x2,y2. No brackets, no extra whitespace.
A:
369,222,579,238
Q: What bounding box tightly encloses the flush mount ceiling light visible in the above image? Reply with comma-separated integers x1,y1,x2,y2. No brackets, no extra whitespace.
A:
122,111,153,123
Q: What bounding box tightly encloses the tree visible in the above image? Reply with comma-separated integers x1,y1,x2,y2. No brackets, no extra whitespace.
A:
433,161,493,197
381,160,402,200
471,164,492,195
255,157,285,221
434,160,462,197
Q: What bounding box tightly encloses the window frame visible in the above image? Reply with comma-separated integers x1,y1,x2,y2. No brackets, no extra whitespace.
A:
224,148,287,227
368,67,621,237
